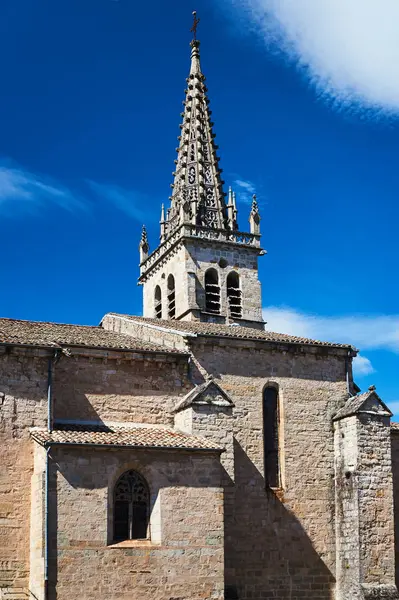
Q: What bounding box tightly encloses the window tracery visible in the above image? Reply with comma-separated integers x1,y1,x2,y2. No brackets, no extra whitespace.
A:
113,470,150,541
188,166,196,185
205,165,213,185
205,187,216,207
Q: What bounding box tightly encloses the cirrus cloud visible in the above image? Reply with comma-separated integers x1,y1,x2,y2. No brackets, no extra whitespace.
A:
0,163,85,215
263,306,399,353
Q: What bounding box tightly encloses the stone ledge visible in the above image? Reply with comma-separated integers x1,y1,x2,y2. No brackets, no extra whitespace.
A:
107,540,158,549
362,584,399,599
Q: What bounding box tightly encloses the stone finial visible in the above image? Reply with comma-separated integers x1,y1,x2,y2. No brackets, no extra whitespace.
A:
249,194,261,235
160,204,166,243
139,225,149,264
227,187,235,230
368,385,376,392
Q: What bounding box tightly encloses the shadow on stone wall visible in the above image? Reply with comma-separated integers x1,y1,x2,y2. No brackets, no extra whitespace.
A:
224,440,335,600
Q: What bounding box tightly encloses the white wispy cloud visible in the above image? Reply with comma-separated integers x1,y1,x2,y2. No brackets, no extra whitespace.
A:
263,306,399,353
88,181,148,222
0,163,152,223
226,0,399,114
262,306,399,379
234,178,256,204
352,355,375,377
0,164,85,215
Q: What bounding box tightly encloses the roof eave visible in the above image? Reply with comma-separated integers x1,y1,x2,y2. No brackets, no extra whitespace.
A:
0,340,189,358
31,437,224,454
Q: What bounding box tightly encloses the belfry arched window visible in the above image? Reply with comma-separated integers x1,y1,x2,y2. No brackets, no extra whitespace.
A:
154,285,162,319
263,387,280,488
113,470,150,542
205,268,221,314
226,271,242,319
167,275,176,319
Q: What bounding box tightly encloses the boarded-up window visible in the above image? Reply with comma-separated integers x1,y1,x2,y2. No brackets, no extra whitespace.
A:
263,387,280,488
113,470,150,542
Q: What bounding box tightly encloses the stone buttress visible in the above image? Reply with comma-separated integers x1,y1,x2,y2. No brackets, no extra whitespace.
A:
334,387,399,600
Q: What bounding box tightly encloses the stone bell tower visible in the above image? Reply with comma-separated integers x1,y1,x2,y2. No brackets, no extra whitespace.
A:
139,19,265,329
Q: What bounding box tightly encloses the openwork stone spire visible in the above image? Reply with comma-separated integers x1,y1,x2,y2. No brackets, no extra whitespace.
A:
163,34,234,239
139,17,264,331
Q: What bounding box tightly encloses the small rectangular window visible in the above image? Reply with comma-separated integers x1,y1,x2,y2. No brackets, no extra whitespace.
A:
263,387,280,488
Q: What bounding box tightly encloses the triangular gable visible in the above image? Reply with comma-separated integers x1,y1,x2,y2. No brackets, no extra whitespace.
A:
333,387,392,421
174,378,235,413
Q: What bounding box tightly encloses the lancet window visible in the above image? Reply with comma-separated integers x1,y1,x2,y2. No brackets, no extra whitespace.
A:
154,286,162,319
263,387,280,488
204,268,221,314
226,271,242,319
113,470,150,541
167,274,176,319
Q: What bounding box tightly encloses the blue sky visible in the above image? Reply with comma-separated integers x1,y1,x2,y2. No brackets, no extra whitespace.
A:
1,0,399,413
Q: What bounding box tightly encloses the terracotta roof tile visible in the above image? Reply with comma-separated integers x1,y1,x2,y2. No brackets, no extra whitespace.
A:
30,423,223,452
109,314,355,350
0,318,185,355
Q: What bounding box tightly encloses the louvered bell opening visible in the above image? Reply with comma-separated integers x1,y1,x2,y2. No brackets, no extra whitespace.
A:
228,287,242,319
227,273,242,319
167,275,176,319
205,285,221,314
154,286,162,319
168,291,176,319
205,269,221,315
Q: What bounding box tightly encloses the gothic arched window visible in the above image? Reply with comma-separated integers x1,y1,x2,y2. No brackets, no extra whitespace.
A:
167,275,176,319
113,470,150,542
226,271,242,319
205,268,220,314
154,286,162,319
263,387,280,488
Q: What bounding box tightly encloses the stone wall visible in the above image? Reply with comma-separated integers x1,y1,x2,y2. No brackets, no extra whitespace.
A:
142,244,190,321
391,430,399,589
188,337,350,600
357,414,396,591
334,416,360,600
40,446,224,600
335,412,398,600
0,346,192,598
52,351,190,426
0,349,48,594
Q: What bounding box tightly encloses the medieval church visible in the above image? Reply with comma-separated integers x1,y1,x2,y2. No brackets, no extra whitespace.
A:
1,20,399,600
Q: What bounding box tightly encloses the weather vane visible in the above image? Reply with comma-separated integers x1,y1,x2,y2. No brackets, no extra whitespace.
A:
191,11,200,40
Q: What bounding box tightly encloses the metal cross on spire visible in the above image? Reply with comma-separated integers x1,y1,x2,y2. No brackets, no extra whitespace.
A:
190,10,200,40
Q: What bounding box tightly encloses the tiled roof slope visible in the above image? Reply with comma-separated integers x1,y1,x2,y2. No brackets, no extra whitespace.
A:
109,314,355,350
0,317,184,354
30,423,223,452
